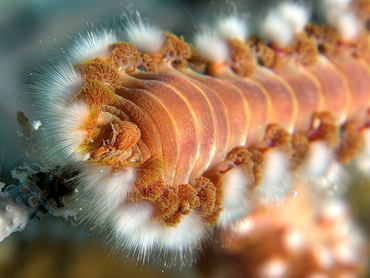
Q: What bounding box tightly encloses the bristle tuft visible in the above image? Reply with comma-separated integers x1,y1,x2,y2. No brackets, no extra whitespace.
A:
30,61,92,166
216,16,249,41
276,2,310,32
124,12,164,55
336,12,361,42
322,0,360,42
254,149,292,204
261,2,310,48
355,129,370,176
70,30,118,62
218,166,255,226
261,11,294,48
194,29,229,63
77,164,137,211
112,209,211,266
299,142,348,195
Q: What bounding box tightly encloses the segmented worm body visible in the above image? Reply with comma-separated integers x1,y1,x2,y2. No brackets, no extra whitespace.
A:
21,0,370,270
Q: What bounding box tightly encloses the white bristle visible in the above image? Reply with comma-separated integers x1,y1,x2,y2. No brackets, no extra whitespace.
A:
76,164,137,219
298,142,348,195
355,129,370,175
112,208,210,266
218,165,255,226
160,211,210,252
276,2,310,32
194,29,229,63
322,0,352,25
336,12,360,42
216,16,249,41
53,102,91,163
70,30,117,62
303,142,332,177
31,61,91,166
254,149,292,204
113,200,156,241
322,0,360,41
261,11,294,48
35,62,83,102
125,17,164,55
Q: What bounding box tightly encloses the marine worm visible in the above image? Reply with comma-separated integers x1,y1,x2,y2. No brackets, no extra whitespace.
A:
2,0,369,272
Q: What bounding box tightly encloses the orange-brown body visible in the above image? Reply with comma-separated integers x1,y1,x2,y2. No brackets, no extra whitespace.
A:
74,27,370,227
